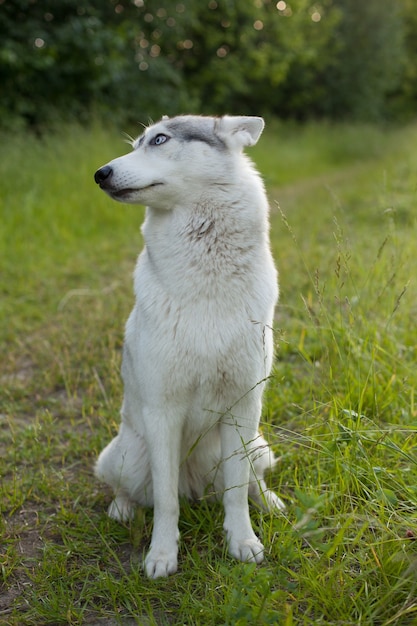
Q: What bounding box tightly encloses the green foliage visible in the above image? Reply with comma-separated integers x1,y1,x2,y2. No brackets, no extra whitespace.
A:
222,563,284,625
0,0,416,128
397,0,417,118
0,0,192,129
319,0,405,120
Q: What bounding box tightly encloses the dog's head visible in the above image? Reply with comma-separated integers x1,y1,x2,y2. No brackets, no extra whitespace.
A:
94,115,264,208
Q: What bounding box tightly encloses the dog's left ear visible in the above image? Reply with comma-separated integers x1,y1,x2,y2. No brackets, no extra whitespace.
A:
218,116,265,149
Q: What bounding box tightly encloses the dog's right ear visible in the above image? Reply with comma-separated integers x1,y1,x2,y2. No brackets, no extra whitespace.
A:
217,116,265,149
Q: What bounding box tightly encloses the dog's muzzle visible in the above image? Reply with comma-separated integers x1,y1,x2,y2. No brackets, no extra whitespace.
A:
94,165,113,187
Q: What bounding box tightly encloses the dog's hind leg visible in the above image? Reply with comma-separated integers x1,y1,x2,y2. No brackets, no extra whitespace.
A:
95,418,152,521
247,435,285,512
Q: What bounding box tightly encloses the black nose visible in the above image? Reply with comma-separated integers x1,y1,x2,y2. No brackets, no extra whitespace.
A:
94,165,113,185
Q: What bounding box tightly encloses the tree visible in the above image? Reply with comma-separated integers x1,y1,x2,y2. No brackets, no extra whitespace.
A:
0,0,412,128
394,0,417,119
0,0,191,128
317,0,405,120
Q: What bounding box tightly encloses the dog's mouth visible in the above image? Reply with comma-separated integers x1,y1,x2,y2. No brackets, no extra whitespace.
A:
106,182,164,199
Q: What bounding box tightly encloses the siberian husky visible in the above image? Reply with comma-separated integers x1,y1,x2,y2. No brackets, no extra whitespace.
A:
94,114,285,578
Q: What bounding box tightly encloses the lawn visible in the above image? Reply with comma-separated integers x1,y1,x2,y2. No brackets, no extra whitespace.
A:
1,118,417,625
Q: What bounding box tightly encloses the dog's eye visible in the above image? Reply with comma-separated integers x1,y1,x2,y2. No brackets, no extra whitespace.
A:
150,134,169,146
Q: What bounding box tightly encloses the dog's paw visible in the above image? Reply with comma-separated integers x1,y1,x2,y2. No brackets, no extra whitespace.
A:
264,489,286,512
227,535,264,564
145,548,178,579
107,496,135,522
249,485,286,513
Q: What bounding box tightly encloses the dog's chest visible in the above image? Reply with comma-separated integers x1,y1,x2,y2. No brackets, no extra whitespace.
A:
125,204,276,408
130,244,273,392
134,206,277,336
143,209,262,292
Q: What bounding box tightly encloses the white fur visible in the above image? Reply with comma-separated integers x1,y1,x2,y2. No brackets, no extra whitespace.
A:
94,115,284,578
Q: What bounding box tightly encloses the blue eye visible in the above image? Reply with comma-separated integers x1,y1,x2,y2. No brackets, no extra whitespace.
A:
150,134,169,146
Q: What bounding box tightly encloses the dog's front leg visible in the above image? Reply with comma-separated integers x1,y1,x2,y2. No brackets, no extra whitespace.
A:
143,413,182,579
221,414,264,564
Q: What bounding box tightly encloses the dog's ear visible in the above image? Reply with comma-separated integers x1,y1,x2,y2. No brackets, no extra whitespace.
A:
218,116,265,149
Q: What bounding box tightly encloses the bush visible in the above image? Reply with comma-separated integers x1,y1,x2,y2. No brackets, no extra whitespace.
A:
0,0,414,128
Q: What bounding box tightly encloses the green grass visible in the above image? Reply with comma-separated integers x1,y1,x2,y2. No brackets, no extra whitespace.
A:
1,119,417,625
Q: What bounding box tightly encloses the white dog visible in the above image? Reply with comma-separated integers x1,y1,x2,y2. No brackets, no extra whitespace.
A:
94,114,284,578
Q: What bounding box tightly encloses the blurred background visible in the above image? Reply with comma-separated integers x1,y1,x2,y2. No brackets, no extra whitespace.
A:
1,0,416,130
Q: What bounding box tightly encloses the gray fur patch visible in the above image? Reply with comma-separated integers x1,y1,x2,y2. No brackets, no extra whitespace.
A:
164,117,226,150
